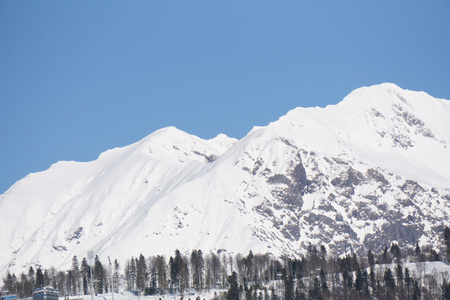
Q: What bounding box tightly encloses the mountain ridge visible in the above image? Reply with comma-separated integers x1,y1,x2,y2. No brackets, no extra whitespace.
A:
1,83,449,277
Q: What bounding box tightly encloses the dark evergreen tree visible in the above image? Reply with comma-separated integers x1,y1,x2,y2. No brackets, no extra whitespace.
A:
243,250,254,282
113,259,120,293
81,258,89,295
319,268,328,293
28,266,35,291
67,270,74,295
390,242,401,262
35,268,44,289
369,268,375,290
244,284,252,300
382,246,390,263
396,264,404,297
308,277,322,300
320,245,327,258
383,268,395,290
361,269,369,296
442,279,450,300
71,255,80,295
154,255,167,292
227,272,239,300
367,249,375,268
56,271,66,296
169,250,184,289
346,271,353,290
354,268,364,292
351,253,359,271
43,269,50,287
93,255,105,294
22,273,33,297
429,248,440,261
190,250,204,291
126,257,137,290
415,243,424,262
3,271,17,293
445,226,450,262
283,273,294,300
15,274,24,297
404,267,411,288
169,256,175,287
208,252,221,289
412,280,421,300
136,253,147,291
396,264,403,282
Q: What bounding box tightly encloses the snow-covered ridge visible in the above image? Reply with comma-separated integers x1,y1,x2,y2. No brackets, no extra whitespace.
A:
267,83,450,187
0,83,449,277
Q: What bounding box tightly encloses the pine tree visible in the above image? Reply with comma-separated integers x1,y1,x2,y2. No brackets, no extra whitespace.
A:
367,249,375,268
81,257,89,295
22,273,33,297
429,248,440,261
283,273,294,300
319,268,328,293
15,274,24,297
445,226,450,262
404,268,411,288
226,272,239,300
412,280,421,300
154,255,166,292
28,266,35,291
43,269,50,287
369,268,375,291
442,279,450,300
383,268,395,290
390,242,401,262
3,271,17,293
190,250,204,291
136,254,147,291
415,243,423,262
382,246,389,264
71,256,80,295
93,255,105,294
169,250,183,289
126,257,137,290
113,259,120,293
56,271,66,296
243,250,254,282
35,268,45,289
205,252,221,289
355,268,364,292
396,264,404,297
308,277,322,300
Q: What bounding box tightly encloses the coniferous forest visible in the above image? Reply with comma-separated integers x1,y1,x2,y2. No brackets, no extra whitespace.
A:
2,227,450,300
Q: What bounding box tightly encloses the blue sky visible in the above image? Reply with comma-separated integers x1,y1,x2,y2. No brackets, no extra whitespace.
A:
1,1,449,194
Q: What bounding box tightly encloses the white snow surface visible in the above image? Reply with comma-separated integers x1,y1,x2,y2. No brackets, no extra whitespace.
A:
1,83,449,277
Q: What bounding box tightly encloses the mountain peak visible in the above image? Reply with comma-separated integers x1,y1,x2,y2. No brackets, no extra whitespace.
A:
265,83,450,186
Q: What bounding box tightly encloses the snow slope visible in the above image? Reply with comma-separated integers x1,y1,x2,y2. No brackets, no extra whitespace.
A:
1,83,449,277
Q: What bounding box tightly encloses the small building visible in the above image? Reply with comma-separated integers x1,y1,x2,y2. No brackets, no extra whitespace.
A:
1,293,17,300
33,287,58,300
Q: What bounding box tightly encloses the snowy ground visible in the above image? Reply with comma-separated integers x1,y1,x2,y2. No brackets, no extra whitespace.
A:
63,290,225,300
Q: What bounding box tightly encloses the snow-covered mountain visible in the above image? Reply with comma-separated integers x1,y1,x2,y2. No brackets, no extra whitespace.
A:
1,83,449,277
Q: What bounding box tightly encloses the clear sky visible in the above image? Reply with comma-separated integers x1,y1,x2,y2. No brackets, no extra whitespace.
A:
1,1,449,194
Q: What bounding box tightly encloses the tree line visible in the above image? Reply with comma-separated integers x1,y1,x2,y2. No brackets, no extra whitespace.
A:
3,226,450,299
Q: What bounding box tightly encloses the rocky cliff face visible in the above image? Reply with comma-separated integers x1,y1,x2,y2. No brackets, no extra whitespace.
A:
1,83,449,276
